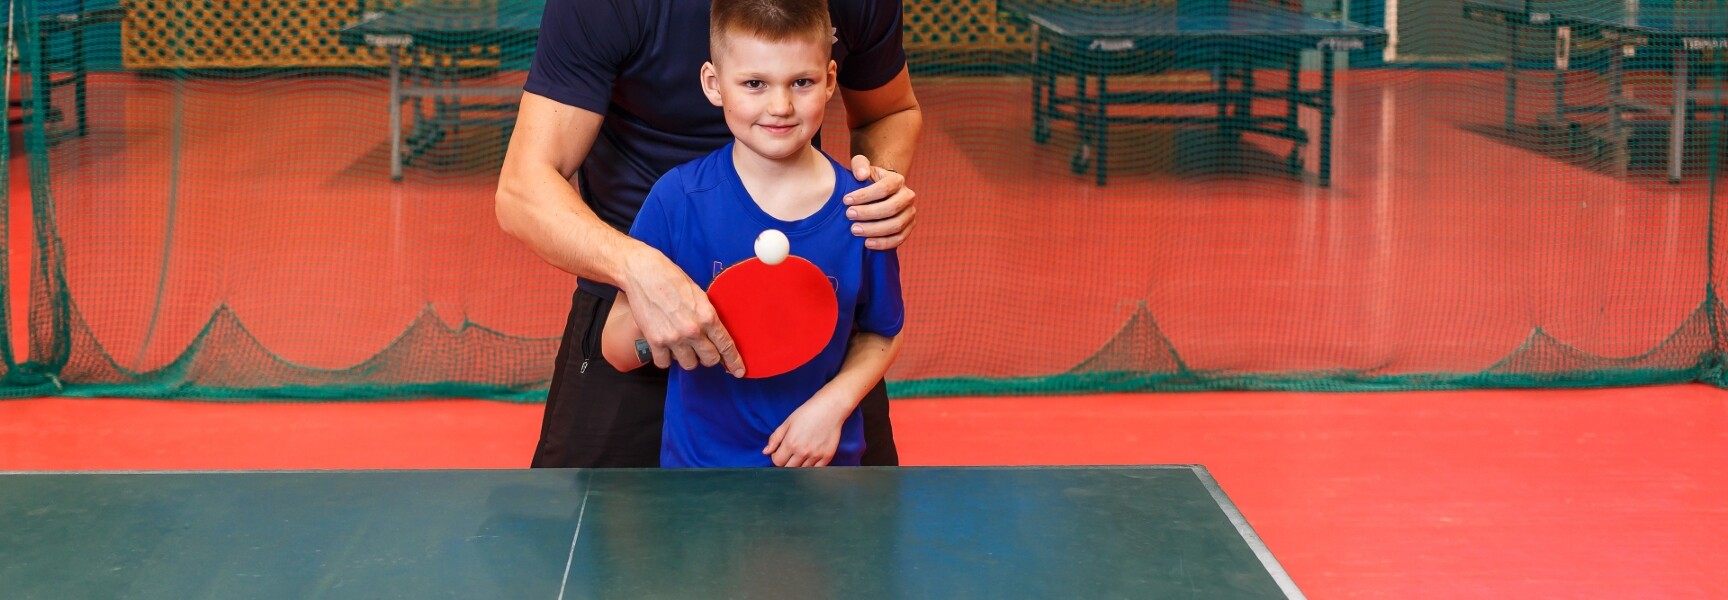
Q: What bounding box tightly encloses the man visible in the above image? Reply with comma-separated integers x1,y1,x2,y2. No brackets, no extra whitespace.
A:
495,0,921,468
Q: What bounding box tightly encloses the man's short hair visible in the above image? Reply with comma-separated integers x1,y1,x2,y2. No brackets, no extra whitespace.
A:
710,0,832,61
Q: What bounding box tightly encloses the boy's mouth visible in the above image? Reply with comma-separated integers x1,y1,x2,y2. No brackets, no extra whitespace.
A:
759,123,797,135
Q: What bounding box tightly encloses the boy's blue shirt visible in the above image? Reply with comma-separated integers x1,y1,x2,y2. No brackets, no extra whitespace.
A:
628,143,904,468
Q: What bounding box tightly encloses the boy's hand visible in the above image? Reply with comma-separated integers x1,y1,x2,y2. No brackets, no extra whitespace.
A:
844,155,916,251
763,393,854,467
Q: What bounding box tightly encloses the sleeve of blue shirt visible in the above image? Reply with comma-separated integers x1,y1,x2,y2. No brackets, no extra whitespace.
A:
835,0,908,92
855,249,904,338
523,0,641,114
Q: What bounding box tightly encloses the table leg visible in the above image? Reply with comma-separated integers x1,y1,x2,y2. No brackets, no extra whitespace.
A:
1031,25,1049,144
1506,22,1519,133
1603,45,1617,177
74,24,88,137
1553,26,1568,118
1286,57,1302,175
1097,71,1108,186
390,49,403,181
1670,48,1688,183
1236,64,1254,126
1321,51,1336,187
1072,71,1091,177
1285,59,1300,133
1215,58,1228,124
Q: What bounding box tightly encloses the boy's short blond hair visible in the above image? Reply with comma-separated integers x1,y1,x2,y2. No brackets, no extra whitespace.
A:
710,0,832,62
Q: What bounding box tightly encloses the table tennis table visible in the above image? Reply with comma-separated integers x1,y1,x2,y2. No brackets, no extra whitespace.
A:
998,0,1385,186
1,465,1303,598
338,1,542,180
1462,0,1728,182
9,5,125,144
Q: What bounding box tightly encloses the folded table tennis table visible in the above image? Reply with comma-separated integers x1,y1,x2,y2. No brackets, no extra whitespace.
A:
999,0,1385,186
1463,0,1728,182
338,1,542,181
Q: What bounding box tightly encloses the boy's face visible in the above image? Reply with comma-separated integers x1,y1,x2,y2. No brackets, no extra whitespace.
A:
702,32,837,162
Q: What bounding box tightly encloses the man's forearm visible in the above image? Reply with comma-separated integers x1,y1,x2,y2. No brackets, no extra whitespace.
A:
849,106,922,174
495,162,645,292
496,94,649,293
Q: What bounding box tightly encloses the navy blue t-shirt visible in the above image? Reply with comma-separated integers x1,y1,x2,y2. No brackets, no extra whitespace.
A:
628,144,904,467
523,0,907,297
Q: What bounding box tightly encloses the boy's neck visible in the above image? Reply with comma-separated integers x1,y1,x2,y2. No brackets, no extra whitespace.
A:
731,142,836,223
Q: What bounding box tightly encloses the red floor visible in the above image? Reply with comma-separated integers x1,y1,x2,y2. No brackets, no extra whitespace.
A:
6,69,1728,597
2,386,1726,599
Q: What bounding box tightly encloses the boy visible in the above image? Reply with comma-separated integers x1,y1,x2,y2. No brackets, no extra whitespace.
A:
599,0,904,468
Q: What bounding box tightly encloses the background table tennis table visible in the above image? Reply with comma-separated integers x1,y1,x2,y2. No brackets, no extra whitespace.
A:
338,1,542,180
1462,0,1728,182
998,0,1384,186
7,4,124,144
1,465,1302,599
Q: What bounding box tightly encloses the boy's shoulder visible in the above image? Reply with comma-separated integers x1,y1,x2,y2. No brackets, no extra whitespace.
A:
825,153,870,196
653,145,734,201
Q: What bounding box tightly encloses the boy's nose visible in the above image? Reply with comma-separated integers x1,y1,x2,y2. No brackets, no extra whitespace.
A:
768,89,794,115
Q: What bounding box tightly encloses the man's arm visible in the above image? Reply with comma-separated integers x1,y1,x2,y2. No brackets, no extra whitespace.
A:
495,93,630,282
495,93,743,375
839,66,923,250
763,333,902,467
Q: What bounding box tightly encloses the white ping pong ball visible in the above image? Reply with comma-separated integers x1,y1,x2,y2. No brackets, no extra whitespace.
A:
755,229,790,265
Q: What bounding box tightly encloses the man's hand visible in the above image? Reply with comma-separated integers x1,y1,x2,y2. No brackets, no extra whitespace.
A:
762,392,854,467
843,155,917,251
619,249,746,377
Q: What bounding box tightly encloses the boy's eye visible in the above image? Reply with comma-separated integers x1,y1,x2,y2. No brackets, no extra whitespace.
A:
793,79,815,88
742,80,765,89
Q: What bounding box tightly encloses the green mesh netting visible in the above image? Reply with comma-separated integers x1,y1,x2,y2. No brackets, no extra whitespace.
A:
1,0,20,397
4,0,1727,400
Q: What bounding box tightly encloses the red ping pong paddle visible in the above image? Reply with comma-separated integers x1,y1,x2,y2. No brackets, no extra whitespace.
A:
707,255,838,379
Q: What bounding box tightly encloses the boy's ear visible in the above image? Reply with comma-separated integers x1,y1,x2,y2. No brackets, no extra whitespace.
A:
824,60,837,99
701,61,723,107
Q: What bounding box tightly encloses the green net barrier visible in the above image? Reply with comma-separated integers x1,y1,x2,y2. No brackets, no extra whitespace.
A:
1,0,20,397
4,0,1726,400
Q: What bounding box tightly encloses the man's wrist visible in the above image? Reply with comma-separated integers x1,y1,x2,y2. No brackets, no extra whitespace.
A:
611,242,657,296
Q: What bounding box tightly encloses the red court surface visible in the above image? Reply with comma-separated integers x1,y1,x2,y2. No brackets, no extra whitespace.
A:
3,386,1727,599
6,66,1728,598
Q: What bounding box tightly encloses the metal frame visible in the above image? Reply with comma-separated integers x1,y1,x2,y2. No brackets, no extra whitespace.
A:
370,35,522,181
341,5,539,181
1006,2,1384,186
12,6,124,144
1463,1,1728,183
